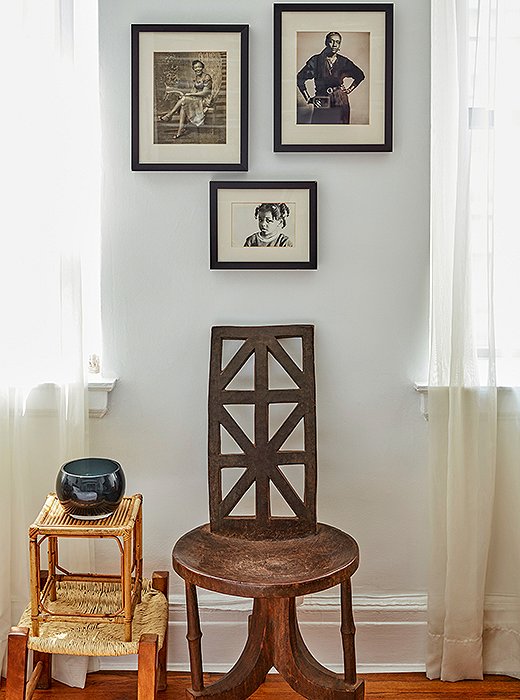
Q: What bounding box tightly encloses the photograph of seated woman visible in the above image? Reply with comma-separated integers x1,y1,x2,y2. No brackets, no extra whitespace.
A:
244,203,293,247
159,59,212,139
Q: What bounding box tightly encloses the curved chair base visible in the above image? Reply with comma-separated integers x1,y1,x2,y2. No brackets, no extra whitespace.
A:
184,594,364,700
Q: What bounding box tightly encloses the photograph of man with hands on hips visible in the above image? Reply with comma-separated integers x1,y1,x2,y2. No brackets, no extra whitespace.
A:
296,31,368,125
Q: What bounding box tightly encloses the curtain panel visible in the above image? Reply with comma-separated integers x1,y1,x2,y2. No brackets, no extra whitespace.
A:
429,0,520,681
0,0,100,686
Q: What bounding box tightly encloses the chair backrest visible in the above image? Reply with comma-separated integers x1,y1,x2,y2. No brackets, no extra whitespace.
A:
208,325,317,539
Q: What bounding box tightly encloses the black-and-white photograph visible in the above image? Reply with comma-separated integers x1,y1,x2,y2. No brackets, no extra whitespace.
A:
154,51,226,145
132,24,248,171
296,31,369,126
236,202,294,248
210,181,317,270
274,4,393,152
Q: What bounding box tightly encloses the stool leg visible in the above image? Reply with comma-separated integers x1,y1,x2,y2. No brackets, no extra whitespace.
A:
341,578,357,685
138,633,158,700
29,536,40,636
185,582,204,692
33,650,52,689
6,627,29,700
152,570,169,691
123,533,132,641
134,504,143,605
47,537,58,601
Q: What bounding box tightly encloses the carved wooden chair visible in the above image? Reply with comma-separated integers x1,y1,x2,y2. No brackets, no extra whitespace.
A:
172,325,364,699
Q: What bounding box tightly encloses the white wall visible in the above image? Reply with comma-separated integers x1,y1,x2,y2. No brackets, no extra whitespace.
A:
93,0,430,672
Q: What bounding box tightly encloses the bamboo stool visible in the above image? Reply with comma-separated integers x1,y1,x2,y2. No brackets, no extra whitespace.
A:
6,571,169,700
28,493,143,641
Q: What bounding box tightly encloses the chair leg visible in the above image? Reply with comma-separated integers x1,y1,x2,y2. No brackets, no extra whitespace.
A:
152,570,169,691
6,627,29,700
138,633,158,700
184,598,272,700
340,579,357,686
185,582,204,692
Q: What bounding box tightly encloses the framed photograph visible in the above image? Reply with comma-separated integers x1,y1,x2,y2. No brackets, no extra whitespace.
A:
131,24,248,171
274,4,393,152
210,181,317,270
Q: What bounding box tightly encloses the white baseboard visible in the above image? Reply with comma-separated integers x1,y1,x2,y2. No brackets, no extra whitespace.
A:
100,591,428,674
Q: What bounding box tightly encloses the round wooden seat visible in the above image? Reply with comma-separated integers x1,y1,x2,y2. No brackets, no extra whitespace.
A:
173,522,359,598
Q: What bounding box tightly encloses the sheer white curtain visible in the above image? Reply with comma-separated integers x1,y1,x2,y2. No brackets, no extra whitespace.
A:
429,0,520,681
0,0,100,686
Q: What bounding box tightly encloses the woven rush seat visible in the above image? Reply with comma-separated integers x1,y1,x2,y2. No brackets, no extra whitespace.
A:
17,578,168,657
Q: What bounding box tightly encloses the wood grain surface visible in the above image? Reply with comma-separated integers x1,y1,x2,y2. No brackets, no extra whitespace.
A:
2,672,520,699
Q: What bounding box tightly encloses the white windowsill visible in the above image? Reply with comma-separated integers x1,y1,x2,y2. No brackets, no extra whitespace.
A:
414,381,520,421
414,382,429,420
88,376,117,418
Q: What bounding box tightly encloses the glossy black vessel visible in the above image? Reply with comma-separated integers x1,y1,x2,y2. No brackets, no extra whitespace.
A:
56,457,126,520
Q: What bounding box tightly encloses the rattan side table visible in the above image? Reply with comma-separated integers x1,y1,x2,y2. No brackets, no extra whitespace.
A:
29,493,143,641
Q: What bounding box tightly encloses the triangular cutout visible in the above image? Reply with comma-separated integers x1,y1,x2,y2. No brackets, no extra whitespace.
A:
225,351,255,391
224,404,255,443
270,480,299,517
221,339,246,371
228,480,255,516
221,467,248,500
267,351,299,390
220,424,245,454
277,336,303,370
279,416,304,451
278,464,305,500
268,403,298,441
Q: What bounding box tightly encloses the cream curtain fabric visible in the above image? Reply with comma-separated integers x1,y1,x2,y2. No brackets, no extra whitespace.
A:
429,0,520,681
1,0,100,687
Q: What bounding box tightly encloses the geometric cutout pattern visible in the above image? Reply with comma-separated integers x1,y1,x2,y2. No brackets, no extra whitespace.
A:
224,404,255,444
208,325,317,539
278,418,304,452
225,351,255,391
220,424,245,454
277,414,305,452
228,480,255,517
278,464,305,500
221,467,248,500
268,403,299,441
277,336,303,371
221,339,246,372
270,479,298,517
268,352,300,390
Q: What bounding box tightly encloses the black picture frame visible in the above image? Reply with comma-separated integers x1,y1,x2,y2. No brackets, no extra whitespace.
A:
210,181,317,270
274,4,393,152
131,24,249,171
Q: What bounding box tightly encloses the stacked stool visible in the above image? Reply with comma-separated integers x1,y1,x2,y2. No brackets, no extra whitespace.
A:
6,493,168,700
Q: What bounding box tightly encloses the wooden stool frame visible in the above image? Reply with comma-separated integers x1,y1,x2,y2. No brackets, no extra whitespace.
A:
6,571,169,700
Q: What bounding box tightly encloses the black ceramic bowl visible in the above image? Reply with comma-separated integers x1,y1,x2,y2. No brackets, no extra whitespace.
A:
56,458,126,520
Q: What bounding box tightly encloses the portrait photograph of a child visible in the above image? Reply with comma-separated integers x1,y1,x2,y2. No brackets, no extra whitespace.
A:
210,182,317,270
